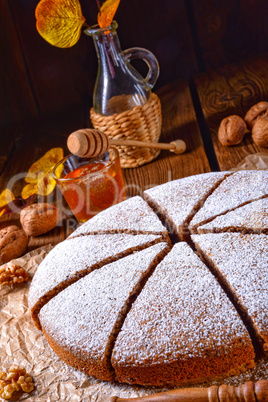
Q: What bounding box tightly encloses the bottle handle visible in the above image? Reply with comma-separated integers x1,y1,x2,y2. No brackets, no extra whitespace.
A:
123,47,160,89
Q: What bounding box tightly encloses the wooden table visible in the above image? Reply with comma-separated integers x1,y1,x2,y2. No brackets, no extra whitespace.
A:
0,55,267,251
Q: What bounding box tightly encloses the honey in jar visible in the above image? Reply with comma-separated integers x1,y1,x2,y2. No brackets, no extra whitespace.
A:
52,148,126,223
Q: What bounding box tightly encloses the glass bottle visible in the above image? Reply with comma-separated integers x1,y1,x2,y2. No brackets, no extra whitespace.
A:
84,21,159,116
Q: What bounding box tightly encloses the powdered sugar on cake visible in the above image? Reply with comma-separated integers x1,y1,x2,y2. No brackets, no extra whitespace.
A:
27,170,268,387
68,196,167,238
112,242,251,367
28,233,163,312
197,198,268,233
190,171,268,230
192,233,268,349
39,243,169,366
144,172,230,236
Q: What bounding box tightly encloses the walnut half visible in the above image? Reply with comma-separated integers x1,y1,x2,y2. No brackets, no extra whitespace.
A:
244,101,268,130
0,366,34,400
252,117,268,147
218,115,247,146
0,264,29,287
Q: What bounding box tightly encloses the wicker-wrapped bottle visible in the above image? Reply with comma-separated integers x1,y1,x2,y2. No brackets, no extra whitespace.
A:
84,21,162,168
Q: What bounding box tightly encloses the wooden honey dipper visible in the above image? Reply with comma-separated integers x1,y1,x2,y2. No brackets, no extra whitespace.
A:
108,379,268,402
67,129,186,158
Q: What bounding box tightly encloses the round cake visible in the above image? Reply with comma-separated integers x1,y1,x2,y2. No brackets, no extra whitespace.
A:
28,170,268,387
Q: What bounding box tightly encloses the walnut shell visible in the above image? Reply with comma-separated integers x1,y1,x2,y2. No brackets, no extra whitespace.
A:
0,226,28,264
218,115,247,146
20,203,60,237
252,117,268,147
244,101,268,130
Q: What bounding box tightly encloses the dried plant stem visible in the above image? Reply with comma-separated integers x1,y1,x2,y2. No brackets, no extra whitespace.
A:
83,22,92,29
96,0,101,12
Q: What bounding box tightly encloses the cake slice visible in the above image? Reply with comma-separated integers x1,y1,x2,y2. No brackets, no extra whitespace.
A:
111,242,255,387
197,198,268,234
68,196,169,240
143,172,231,240
28,233,164,329
189,170,268,232
192,233,268,355
39,242,170,381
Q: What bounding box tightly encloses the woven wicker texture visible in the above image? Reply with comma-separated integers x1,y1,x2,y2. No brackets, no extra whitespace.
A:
90,93,162,168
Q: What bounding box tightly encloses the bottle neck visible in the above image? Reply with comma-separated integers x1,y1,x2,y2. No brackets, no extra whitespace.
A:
92,29,123,79
84,21,151,115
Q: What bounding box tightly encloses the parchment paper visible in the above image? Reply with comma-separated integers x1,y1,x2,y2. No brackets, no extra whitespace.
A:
0,153,267,401
230,152,268,170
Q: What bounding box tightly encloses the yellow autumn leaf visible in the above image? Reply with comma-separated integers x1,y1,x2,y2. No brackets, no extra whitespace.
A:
35,0,86,48
0,188,15,208
37,172,57,196
98,0,120,28
25,148,64,184
22,172,57,199
22,148,64,198
21,183,38,200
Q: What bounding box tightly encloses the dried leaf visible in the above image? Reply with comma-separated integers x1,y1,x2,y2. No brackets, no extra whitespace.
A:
0,190,16,217
35,0,86,48
37,172,57,196
21,173,56,199
22,171,60,198
98,0,120,28
0,206,8,217
0,189,15,208
0,195,37,217
25,148,64,184
22,148,64,198
21,183,38,200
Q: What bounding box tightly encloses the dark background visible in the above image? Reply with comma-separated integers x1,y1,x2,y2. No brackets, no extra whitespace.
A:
1,0,268,134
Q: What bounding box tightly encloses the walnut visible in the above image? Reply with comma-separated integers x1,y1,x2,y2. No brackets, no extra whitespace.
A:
0,366,34,400
244,101,268,129
0,226,28,264
17,375,35,393
0,264,29,286
252,117,268,147
20,203,60,237
218,115,247,146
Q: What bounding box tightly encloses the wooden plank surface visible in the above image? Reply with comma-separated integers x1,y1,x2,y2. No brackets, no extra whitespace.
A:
122,82,210,197
194,55,268,170
191,0,268,70
0,106,88,247
2,54,268,251
0,81,210,249
0,0,39,132
116,0,199,89
8,0,95,117
6,0,198,123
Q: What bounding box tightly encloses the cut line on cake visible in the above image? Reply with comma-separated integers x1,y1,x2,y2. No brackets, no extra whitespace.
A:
190,195,268,234
27,171,268,388
189,171,268,233
67,196,169,242
111,242,255,387
29,235,166,330
67,229,170,241
196,198,268,234
144,171,233,242
192,233,268,360
39,242,171,382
